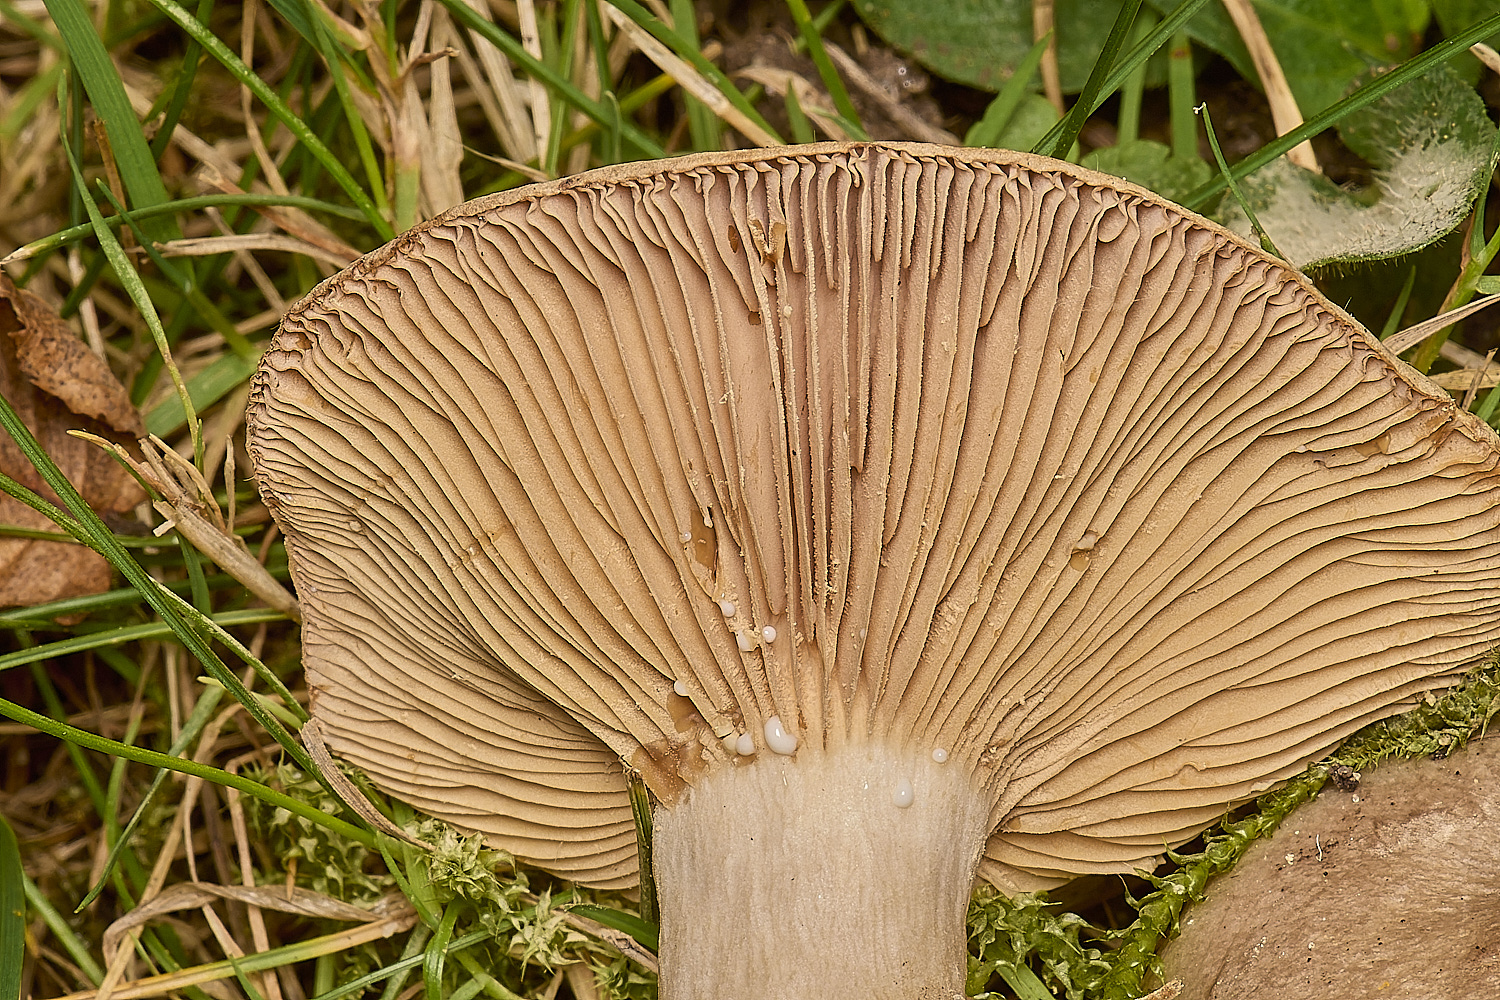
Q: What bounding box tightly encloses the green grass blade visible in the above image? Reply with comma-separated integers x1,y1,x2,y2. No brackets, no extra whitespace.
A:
44,0,179,243
670,0,722,149
1200,101,1283,257
151,0,212,160
304,930,482,1000
783,85,816,144
785,0,866,140
993,961,1057,1000
156,587,304,716
22,872,104,986
0,572,277,627
262,0,318,46
300,0,391,223
74,684,225,910
2,192,364,266
0,0,62,50
0,814,22,1000
423,904,461,1000
99,184,259,360
568,904,659,953
0,60,64,143
627,770,657,925
440,0,667,158
0,609,286,673
146,351,262,438
1115,12,1157,144
1379,268,1419,339
0,694,376,850
1181,11,1500,211
57,98,203,462
0,389,316,785
1030,0,1212,157
143,0,393,240
1167,29,1197,160
1035,0,1143,159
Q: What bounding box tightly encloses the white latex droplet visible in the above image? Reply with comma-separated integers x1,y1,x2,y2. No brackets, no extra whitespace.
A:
931,748,949,764
673,680,689,697
718,598,736,616
735,732,756,756
892,778,915,808
722,733,739,753
761,625,777,642
763,716,798,755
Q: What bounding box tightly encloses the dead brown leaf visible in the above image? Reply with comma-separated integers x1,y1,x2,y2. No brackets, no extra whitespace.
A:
0,274,145,609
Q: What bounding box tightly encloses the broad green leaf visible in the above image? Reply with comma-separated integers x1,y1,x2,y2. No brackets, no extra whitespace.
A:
1432,0,1500,80
1215,66,1499,269
1432,0,1500,43
851,0,1138,93
1150,0,1427,117
1082,139,1211,202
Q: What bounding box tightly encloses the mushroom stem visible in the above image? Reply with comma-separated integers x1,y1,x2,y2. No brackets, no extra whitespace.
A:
652,744,991,1000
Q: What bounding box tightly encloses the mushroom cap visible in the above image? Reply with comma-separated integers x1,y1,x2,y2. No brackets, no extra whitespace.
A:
248,142,1500,890
1160,736,1500,999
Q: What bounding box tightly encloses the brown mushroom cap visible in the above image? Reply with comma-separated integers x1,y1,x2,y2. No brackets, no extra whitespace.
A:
1161,736,1500,999
248,142,1500,892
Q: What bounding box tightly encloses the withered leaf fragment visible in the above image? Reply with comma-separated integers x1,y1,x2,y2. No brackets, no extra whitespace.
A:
0,275,144,609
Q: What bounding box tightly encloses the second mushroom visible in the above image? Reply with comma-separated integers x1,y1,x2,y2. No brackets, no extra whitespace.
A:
248,143,1500,1000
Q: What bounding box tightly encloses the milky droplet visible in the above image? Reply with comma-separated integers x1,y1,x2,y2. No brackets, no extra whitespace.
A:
763,716,797,755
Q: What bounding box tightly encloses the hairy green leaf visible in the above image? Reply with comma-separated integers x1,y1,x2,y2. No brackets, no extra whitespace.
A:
1215,65,1498,269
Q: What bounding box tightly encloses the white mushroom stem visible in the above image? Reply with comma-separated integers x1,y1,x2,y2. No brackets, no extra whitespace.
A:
652,745,992,1000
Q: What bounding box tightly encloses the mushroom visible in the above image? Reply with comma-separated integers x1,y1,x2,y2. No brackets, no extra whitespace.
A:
1161,736,1500,998
247,142,1500,999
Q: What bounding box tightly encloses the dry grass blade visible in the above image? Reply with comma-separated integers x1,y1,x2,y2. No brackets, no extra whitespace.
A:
301,718,428,846
42,912,419,1000
1033,0,1064,115
1472,42,1500,75
822,43,956,144
102,883,407,956
735,65,850,140
453,0,538,162
601,4,778,146
1220,0,1317,172
1384,295,1500,354
155,234,359,270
